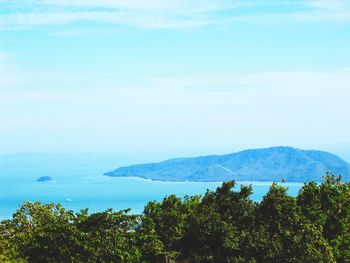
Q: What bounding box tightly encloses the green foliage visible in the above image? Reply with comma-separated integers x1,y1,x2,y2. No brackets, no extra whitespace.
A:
298,173,350,262
1,173,349,262
137,195,200,262
75,208,142,262
1,202,142,262
182,182,256,262
254,183,335,262
0,230,26,262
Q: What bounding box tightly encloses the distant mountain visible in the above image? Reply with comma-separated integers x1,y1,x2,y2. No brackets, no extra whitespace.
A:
104,147,350,182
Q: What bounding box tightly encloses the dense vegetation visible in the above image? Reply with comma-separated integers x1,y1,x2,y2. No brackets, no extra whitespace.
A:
1,173,350,262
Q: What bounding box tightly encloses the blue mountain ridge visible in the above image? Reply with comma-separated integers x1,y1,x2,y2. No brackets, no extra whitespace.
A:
104,146,350,182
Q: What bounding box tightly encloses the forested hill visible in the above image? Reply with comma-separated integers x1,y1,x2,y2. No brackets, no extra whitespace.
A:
105,146,350,182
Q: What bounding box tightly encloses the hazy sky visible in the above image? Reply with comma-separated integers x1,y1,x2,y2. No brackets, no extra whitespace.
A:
1,0,350,161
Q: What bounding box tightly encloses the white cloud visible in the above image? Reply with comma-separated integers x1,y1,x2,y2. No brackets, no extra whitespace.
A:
1,0,350,30
1,64,350,154
0,0,245,29
0,52,20,87
0,10,209,30
220,0,350,26
0,52,10,60
36,0,240,13
303,0,350,10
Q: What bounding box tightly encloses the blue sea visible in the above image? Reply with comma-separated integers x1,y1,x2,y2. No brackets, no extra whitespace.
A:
0,154,303,219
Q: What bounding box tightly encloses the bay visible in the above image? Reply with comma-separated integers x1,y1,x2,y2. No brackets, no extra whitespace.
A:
0,154,303,219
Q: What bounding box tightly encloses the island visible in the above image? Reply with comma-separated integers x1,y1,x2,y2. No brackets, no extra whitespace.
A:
36,176,53,182
104,146,350,182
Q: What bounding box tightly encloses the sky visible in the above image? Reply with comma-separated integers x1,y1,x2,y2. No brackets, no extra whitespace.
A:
0,0,350,162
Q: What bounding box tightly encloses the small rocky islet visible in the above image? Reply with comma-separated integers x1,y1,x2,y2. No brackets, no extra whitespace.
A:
36,176,53,182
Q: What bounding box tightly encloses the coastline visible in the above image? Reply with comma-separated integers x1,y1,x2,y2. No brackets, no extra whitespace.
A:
106,175,306,185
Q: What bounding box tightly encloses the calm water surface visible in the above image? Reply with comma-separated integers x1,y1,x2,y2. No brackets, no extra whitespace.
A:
0,154,303,219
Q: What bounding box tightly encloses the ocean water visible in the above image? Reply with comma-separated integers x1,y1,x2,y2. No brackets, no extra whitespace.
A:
0,154,303,219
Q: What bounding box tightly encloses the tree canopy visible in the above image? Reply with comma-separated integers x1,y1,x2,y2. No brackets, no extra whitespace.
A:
1,173,349,262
